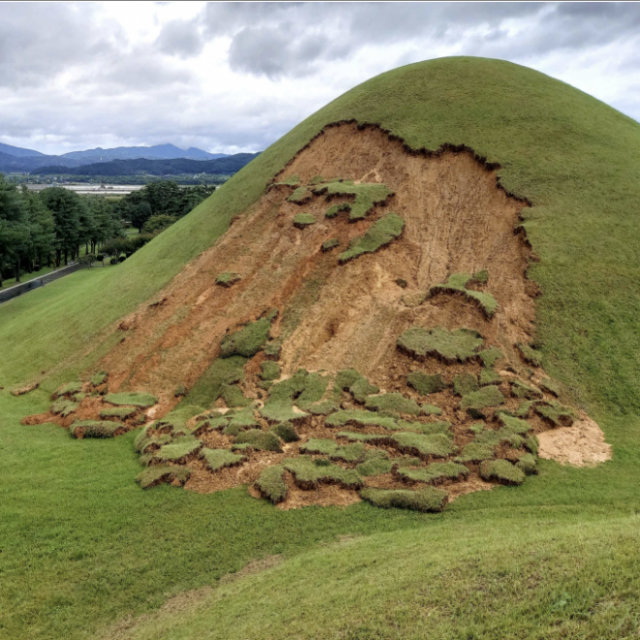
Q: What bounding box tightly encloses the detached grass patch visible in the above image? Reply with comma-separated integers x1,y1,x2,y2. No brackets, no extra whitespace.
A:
219,314,275,359
460,385,505,417
201,448,247,473
283,457,363,489
480,459,525,485
234,430,282,452
314,181,393,221
364,392,421,416
360,487,448,512
428,272,498,317
135,465,191,489
70,420,125,439
398,326,484,362
339,213,404,263
99,406,138,420
397,461,469,484
407,371,447,395
154,436,203,462
326,409,397,430
105,392,157,407
255,465,288,503
293,213,316,228
215,272,241,287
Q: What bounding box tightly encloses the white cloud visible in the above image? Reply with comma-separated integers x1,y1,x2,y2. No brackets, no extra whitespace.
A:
0,2,638,156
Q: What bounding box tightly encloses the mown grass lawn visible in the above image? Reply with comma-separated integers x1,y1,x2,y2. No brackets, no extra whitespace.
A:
2,56,640,639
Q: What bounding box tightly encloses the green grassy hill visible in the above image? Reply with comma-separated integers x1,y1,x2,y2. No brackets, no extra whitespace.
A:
2,57,640,639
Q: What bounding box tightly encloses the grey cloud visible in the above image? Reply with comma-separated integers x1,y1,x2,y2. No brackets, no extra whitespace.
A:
155,19,204,58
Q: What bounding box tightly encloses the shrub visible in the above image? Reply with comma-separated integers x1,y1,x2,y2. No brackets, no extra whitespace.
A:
398,462,469,484
398,326,484,362
104,392,157,407
215,272,241,287
142,214,177,234
234,429,282,452
255,465,288,503
360,487,448,512
270,422,299,442
293,213,316,228
201,448,246,472
480,459,525,485
339,213,405,263
283,458,363,489
407,372,447,395
136,465,191,490
219,315,274,358
70,420,125,439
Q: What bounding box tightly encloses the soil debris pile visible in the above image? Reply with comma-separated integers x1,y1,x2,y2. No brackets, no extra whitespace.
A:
24,122,610,510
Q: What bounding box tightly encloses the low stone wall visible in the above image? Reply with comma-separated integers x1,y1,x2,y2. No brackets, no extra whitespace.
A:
0,262,83,305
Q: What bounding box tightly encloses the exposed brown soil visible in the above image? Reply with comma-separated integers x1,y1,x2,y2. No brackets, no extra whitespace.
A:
538,414,612,466
28,122,610,509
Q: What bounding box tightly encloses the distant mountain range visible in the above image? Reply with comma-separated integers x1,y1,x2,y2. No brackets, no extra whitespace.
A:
0,141,233,173
35,153,260,177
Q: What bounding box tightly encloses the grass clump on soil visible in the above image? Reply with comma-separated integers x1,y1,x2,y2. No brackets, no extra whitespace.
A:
480,368,502,386
516,453,538,475
326,409,397,430
389,432,456,458
335,369,379,402
339,213,404,263
51,398,78,417
296,373,329,409
154,436,203,462
227,406,259,430
70,420,124,439
275,174,300,186
360,487,448,513
392,420,452,435
496,413,533,434
301,439,367,463
421,404,443,415
220,383,253,408
511,379,543,399
364,393,421,416
219,314,275,359
260,361,281,381
407,371,447,396
90,371,108,386
460,385,505,417
104,392,157,407
453,373,479,396
314,181,393,221
337,431,387,443
135,465,191,490
321,238,340,252
325,203,351,219
270,422,299,442
517,343,543,367
535,401,577,426
201,448,246,473
356,451,393,477
398,326,484,362
455,442,496,463
283,457,363,489
540,377,561,396
397,461,469,484
287,186,312,203
215,272,241,287
293,213,316,228
234,429,282,452
99,406,137,420
479,346,504,368
480,459,526,485
255,465,288,504
428,273,498,317
53,381,83,398
260,369,309,422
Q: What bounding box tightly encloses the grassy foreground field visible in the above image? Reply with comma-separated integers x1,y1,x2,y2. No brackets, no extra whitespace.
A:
2,56,640,638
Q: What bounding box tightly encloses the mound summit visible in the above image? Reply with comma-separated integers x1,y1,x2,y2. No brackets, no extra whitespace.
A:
21,56,627,510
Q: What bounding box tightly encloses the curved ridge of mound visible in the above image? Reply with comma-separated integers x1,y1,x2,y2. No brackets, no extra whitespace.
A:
26,122,611,510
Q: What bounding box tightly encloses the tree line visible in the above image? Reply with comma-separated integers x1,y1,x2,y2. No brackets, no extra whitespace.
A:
0,176,215,287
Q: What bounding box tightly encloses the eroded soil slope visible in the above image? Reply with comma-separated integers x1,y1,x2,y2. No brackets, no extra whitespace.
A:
25,123,611,511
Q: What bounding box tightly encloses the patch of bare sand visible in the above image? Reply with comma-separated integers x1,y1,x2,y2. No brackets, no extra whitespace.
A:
538,415,612,466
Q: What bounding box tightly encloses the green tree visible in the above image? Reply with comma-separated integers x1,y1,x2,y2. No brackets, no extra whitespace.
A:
39,188,83,265
0,175,28,286
142,214,176,234
130,201,152,231
20,187,56,272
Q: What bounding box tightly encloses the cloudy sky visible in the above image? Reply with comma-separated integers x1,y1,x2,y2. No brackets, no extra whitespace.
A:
1,2,639,156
